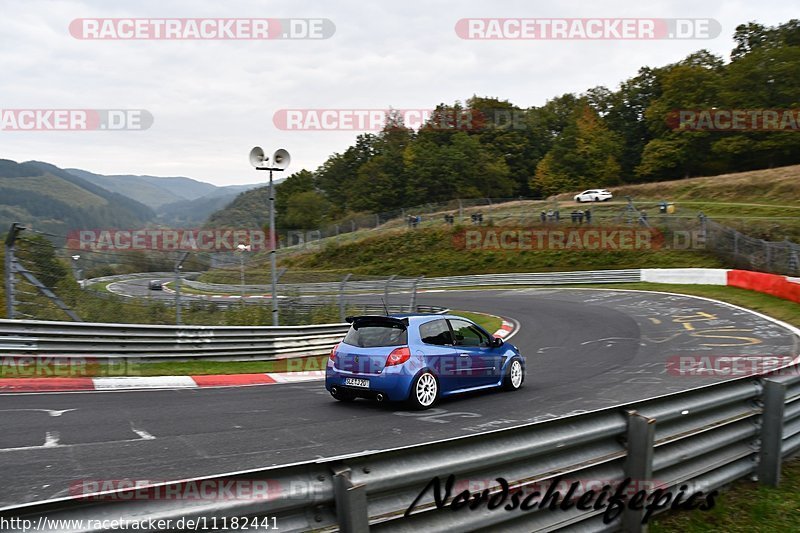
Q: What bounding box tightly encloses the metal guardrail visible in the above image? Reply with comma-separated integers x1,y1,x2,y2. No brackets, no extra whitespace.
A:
184,278,424,296
3,365,799,532
84,272,202,285
0,305,447,362
418,269,642,288
0,320,350,361
177,269,642,296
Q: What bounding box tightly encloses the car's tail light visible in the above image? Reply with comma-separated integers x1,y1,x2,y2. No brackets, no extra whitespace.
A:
329,343,339,362
386,346,410,366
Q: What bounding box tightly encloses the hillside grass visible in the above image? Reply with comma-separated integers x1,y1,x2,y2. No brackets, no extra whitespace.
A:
273,226,725,278
0,174,109,208
570,164,800,205
652,456,800,532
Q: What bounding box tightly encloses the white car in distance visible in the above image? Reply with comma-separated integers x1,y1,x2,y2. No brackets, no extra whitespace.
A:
574,189,613,202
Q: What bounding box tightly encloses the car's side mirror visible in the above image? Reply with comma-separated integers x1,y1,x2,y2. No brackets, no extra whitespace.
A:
490,337,504,348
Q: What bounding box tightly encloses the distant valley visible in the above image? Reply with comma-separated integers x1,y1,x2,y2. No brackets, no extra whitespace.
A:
0,158,262,236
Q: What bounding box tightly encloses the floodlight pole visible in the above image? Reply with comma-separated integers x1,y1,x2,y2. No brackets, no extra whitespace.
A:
268,168,279,326
255,166,284,326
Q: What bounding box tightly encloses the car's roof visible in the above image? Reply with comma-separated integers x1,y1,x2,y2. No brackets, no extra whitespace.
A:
350,313,477,325
389,313,468,323
388,312,442,318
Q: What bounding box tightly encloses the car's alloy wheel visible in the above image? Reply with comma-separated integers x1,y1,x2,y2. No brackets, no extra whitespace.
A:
503,359,524,391
410,372,438,409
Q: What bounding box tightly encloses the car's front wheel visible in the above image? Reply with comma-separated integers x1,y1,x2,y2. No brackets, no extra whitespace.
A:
408,371,438,410
502,359,524,391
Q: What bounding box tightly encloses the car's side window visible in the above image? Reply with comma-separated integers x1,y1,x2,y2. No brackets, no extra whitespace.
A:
448,319,490,347
419,319,453,346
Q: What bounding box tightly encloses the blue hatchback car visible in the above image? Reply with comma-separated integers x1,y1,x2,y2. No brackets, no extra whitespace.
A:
325,314,524,409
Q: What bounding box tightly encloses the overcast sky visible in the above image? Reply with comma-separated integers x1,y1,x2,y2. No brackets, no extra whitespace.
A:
0,0,795,186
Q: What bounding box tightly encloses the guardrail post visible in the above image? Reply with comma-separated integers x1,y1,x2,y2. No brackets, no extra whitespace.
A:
174,252,189,325
698,213,707,243
758,379,786,486
790,244,799,275
331,465,369,533
408,276,423,312
4,223,20,319
384,275,396,310
623,410,655,533
339,273,352,322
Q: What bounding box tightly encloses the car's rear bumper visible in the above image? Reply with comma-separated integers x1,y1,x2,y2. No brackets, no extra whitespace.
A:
325,362,414,401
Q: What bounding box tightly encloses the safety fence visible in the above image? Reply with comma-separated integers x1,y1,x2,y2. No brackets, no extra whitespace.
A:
704,217,800,277
2,362,800,532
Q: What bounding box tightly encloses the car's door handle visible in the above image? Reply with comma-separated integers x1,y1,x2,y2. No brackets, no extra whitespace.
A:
459,352,470,357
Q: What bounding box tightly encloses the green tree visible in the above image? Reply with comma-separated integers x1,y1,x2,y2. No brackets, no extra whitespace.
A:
530,104,623,196
283,191,331,229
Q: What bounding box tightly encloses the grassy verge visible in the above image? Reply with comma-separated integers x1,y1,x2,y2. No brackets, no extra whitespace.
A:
123,355,329,377
449,310,503,333
0,355,330,379
87,281,115,293
651,456,800,532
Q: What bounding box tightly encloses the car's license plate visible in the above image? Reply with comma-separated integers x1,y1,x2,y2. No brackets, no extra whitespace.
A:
345,377,369,388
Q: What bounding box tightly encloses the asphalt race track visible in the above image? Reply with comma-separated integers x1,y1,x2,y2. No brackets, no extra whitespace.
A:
0,288,797,508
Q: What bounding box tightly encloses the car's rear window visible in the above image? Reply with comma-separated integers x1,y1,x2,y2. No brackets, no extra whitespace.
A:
343,321,408,348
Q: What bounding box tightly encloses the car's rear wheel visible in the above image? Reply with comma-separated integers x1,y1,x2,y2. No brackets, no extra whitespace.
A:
409,371,438,410
331,388,356,402
593,196,600,202
503,359,524,391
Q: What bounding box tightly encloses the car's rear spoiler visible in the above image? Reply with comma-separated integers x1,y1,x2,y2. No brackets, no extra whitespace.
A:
345,315,408,328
